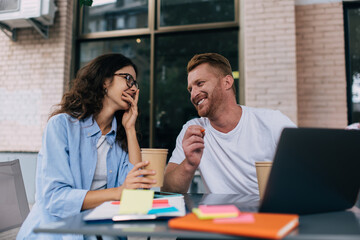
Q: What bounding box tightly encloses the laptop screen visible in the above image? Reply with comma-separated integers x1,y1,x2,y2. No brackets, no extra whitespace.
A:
259,128,360,215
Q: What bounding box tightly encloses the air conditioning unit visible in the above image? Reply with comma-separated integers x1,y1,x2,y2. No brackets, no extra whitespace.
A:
0,0,58,40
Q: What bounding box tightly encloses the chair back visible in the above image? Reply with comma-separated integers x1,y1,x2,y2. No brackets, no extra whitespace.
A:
0,159,30,232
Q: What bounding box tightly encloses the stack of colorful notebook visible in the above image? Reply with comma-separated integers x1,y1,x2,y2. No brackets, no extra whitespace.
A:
84,189,185,221
169,204,299,239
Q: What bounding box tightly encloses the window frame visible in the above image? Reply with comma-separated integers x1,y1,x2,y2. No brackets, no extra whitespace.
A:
156,0,239,31
75,0,241,147
343,1,360,124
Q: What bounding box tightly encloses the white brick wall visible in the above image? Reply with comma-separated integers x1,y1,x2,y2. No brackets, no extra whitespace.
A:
0,1,73,151
295,2,347,127
244,0,298,124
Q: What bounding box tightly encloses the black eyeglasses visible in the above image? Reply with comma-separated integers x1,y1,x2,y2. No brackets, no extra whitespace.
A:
114,73,139,89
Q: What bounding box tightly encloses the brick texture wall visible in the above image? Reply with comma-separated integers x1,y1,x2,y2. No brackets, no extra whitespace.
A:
0,1,73,151
295,2,347,128
244,0,298,124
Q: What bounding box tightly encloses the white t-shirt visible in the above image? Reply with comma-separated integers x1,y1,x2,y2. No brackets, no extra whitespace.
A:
90,135,110,190
169,105,296,195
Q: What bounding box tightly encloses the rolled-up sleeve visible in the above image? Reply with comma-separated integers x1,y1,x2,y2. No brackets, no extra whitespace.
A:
168,124,187,165
40,115,88,218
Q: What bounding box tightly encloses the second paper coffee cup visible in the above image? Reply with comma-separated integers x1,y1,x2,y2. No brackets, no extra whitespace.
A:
255,161,273,200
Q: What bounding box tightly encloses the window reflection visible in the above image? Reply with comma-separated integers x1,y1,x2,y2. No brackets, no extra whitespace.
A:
0,0,19,12
79,38,151,147
154,29,238,155
352,73,360,119
82,0,148,34
346,7,360,123
160,0,235,27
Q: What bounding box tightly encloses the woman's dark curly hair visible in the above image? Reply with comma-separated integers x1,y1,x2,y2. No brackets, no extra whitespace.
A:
50,53,138,151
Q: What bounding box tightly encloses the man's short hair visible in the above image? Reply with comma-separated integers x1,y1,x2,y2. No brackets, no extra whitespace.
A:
187,53,236,94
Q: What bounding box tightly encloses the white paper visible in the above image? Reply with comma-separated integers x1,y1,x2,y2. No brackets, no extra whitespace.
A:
83,195,186,221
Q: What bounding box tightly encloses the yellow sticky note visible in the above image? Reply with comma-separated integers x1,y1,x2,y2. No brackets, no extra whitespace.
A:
119,189,154,214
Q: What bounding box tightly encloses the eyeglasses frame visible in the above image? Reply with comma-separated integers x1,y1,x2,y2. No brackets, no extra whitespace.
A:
113,73,139,89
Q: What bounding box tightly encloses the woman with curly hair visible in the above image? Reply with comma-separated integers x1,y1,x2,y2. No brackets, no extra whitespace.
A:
17,53,156,240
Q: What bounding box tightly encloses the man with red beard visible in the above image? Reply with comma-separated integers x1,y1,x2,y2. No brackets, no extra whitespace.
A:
162,53,296,195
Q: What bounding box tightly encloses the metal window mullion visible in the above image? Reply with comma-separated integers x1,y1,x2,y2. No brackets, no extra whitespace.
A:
234,0,239,25
78,2,84,37
149,0,156,147
154,22,238,34
156,0,161,30
238,0,245,105
78,28,151,40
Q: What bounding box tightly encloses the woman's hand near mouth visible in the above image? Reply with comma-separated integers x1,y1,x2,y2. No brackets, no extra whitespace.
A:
122,89,139,131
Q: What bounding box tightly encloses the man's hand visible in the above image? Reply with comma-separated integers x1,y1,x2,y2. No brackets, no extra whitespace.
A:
182,125,205,169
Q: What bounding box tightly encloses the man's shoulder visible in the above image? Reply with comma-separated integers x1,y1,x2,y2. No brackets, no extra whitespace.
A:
242,105,295,127
243,105,282,116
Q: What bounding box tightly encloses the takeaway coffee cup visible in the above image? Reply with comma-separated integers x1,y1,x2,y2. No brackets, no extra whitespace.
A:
141,148,168,187
255,161,273,200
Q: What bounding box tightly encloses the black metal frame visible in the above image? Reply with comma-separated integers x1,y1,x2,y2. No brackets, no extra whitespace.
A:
343,1,360,124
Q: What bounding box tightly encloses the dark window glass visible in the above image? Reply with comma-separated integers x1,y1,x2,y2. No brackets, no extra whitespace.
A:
82,0,148,34
79,37,151,147
154,29,238,155
345,6,360,123
160,0,235,27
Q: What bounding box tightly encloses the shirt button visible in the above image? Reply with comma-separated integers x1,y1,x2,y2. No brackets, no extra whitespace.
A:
109,170,112,173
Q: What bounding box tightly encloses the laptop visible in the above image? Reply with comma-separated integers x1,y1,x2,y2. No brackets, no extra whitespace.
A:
259,128,360,215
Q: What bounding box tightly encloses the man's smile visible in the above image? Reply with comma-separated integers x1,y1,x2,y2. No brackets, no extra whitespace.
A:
197,98,205,105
